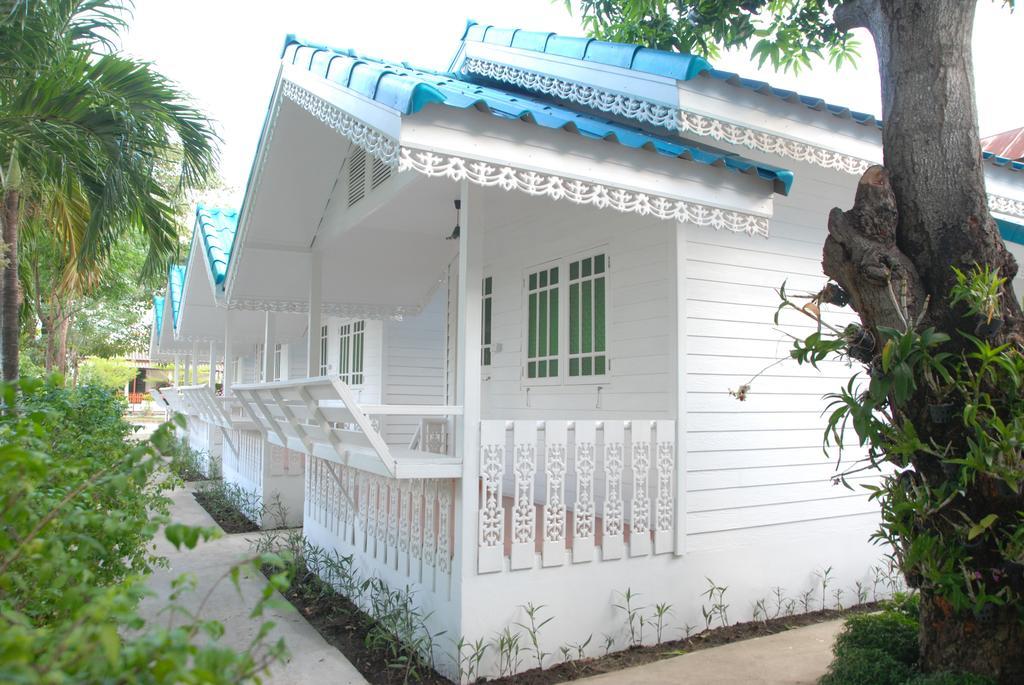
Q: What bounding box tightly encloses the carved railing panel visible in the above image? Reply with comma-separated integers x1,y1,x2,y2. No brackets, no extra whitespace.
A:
478,420,677,573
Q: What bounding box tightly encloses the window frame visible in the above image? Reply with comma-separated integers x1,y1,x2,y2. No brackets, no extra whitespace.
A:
338,319,365,387
481,276,493,367
272,343,283,382
521,246,611,387
254,343,265,383
565,250,610,385
319,324,329,376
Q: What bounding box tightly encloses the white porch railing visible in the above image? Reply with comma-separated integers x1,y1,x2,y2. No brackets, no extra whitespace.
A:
478,419,677,573
231,376,463,479
306,456,456,598
152,387,187,416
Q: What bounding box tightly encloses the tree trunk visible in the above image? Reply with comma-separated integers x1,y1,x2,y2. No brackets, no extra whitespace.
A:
828,0,1024,680
2,189,20,381
57,310,70,376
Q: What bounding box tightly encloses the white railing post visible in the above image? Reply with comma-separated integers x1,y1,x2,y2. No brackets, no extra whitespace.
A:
263,311,276,383
208,341,217,390
674,221,689,555
454,180,484,594
307,252,322,378
223,309,234,396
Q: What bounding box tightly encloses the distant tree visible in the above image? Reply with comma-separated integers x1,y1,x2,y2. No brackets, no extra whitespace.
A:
0,0,219,380
572,0,1023,680
77,356,136,390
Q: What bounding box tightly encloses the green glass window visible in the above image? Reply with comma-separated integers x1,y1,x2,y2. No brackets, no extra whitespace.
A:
526,265,559,379
338,321,365,386
351,320,365,386
319,325,329,376
481,277,493,366
568,253,607,378
338,324,351,383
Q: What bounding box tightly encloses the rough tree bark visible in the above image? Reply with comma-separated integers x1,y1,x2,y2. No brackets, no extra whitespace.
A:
828,0,1023,680
2,188,19,381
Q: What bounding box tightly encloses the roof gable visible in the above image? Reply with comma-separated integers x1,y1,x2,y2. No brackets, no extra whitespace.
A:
281,36,793,194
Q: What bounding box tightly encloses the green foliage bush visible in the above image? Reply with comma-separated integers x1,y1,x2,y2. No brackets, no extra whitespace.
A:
820,646,914,685
167,436,218,482
0,377,290,682
905,673,996,685
821,602,996,685
832,612,919,666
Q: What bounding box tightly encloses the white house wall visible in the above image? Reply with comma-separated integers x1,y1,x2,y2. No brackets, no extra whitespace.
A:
480,190,675,420
681,159,880,548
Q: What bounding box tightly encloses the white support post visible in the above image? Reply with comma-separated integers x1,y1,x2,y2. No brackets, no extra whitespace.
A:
208,341,217,390
263,311,276,384
173,354,180,386
223,310,234,396
191,341,199,385
307,252,322,378
453,181,484,588
182,354,190,385
673,221,689,555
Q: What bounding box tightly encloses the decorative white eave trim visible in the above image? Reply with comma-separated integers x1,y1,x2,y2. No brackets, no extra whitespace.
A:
461,57,1024,222
398,148,768,234
225,298,417,321
281,79,399,166
280,77,770,237
462,57,873,176
989,194,1024,220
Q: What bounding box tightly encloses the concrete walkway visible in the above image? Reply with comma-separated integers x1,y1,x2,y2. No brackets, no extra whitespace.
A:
139,484,367,684
577,619,842,685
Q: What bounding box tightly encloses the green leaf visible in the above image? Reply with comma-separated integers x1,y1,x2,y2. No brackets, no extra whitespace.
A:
967,514,999,540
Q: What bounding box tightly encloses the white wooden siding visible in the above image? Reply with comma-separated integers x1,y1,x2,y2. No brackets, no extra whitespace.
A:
682,163,878,540
382,287,447,447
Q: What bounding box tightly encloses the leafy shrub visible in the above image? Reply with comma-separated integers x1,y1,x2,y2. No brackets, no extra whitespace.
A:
883,592,921,620
833,612,919,666
194,479,265,532
905,673,996,685
820,646,914,685
0,377,290,682
167,437,217,481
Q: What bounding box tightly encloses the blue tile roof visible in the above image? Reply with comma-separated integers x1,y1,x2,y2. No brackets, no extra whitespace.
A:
997,218,1024,246
169,264,186,329
461,22,712,81
281,36,794,194
153,295,164,337
196,205,239,286
461,22,881,129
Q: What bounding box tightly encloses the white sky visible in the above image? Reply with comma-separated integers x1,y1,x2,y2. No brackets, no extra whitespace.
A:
122,1,1024,199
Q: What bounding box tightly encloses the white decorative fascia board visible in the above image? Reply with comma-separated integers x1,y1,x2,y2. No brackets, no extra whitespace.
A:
463,58,1024,222
399,148,769,235
226,298,419,321
462,57,873,176
989,194,1024,220
281,79,399,166
279,72,769,237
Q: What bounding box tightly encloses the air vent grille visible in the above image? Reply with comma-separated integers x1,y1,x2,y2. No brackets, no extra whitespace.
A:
371,156,391,189
347,147,366,207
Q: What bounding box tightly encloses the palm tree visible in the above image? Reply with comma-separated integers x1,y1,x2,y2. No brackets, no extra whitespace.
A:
0,0,218,379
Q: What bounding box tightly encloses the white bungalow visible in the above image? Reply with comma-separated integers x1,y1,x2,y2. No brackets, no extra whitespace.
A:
151,22,1024,679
